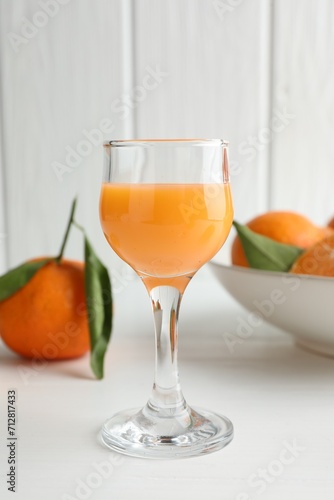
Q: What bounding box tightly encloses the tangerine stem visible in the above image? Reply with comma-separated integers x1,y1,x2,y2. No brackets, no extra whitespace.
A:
55,198,77,263
72,220,85,233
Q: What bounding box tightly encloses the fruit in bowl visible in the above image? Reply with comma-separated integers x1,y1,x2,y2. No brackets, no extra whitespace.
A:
290,234,334,277
232,211,332,267
231,211,333,273
210,211,334,356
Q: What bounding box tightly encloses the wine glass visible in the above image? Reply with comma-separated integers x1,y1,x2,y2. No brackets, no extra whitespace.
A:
99,139,234,459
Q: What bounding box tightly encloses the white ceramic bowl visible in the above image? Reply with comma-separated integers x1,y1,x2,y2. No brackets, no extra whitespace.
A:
210,261,334,356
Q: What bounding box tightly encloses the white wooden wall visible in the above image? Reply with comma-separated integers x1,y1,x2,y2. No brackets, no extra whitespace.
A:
0,0,333,275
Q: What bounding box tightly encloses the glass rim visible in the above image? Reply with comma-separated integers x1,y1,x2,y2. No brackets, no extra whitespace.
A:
103,138,229,148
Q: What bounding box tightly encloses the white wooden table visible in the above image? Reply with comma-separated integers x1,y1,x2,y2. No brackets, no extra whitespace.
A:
1,265,334,500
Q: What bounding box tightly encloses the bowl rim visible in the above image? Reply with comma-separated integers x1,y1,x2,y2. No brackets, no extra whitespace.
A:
103,138,229,148
209,260,334,283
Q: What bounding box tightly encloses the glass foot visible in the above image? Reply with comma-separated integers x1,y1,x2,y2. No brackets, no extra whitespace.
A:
100,405,233,459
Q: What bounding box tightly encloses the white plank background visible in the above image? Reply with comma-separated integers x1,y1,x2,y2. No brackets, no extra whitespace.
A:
1,0,334,274
0,0,270,274
0,0,135,274
270,0,334,225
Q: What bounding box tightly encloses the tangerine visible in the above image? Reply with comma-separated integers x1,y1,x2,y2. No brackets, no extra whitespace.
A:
327,216,334,230
0,259,90,360
290,233,334,277
232,211,332,267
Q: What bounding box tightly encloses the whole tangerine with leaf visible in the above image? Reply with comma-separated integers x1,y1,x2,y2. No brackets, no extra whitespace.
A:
0,200,112,379
232,211,332,268
232,212,334,278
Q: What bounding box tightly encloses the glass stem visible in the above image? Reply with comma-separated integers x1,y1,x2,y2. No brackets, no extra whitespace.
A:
146,286,187,417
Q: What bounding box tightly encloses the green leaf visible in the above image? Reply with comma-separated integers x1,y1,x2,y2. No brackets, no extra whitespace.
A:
84,236,112,379
0,259,50,302
233,220,303,272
